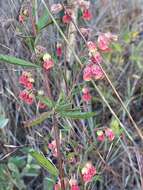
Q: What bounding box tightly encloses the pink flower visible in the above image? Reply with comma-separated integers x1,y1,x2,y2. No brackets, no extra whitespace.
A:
26,94,34,105
19,15,25,24
51,3,63,14
54,183,61,190
90,52,102,64
83,64,104,81
56,43,62,58
105,128,115,141
62,9,72,24
82,87,92,102
82,162,96,183
19,90,28,100
19,90,34,105
91,65,104,80
82,9,92,21
48,140,58,157
83,64,92,81
97,32,118,52
104,32,118,41
43,60,54,70
97,130,105,142
43,53,54,70
71,185,80,190
97,33,111,51
69,178,80,190
87,41,97,53
19,72,34,90
62,14,72,24
38,102,47,109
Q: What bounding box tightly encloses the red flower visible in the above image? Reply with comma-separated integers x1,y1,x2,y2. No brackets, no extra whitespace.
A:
38,102,47,109
82,9,92,21
82,87,92,102
105,128,115,141
56,43,62,58
19,72,34,90
62,14,72,24
19,90,34,105
97,130,105,142
71,185,80,190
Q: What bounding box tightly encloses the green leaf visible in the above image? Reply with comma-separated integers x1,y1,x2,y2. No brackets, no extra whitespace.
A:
37,95,55,109
30,150,59,177
59,111,95,119
36,10,49,31
0,116,9,129
110,118,122,136
8,163,19,173
0,54,40,68
112,42,122,52
24,111,52,128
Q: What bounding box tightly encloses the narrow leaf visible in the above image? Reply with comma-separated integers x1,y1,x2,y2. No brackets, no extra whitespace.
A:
0,54,40,68
59,111,95,119
36,10,49,31
30,150,59,176
24,111,52,128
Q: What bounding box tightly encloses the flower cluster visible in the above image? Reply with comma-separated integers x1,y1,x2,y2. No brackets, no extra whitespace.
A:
19,90,34,105
82,87,92,102
97,128,115,142
81,162,96,183
48,140,58,157
83,32,118,82
98,32,118,52
43,53,54,70
77,0,92,21
19,72,34,105
83,63,104,81
50,0,92,25
19,72,34,90
69,178,80,190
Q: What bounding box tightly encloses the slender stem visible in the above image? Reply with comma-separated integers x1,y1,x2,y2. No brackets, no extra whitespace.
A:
43,69,65,189
29,1,37,36
53,114,65,190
